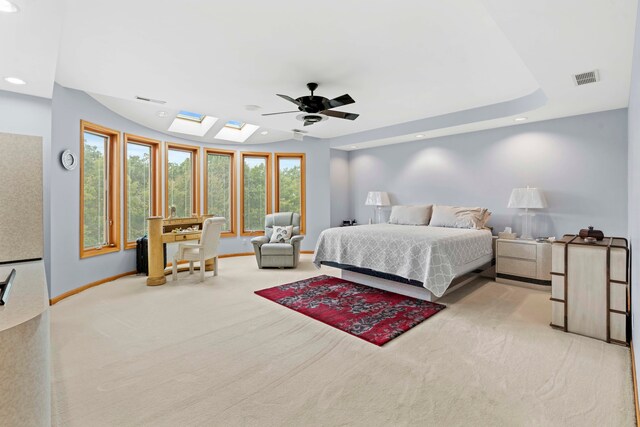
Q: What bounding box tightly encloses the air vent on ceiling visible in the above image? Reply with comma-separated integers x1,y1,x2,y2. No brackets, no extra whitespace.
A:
135,96,166,104
573,70,600,86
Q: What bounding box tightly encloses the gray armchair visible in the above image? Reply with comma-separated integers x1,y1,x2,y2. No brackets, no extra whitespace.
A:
251,212,304,268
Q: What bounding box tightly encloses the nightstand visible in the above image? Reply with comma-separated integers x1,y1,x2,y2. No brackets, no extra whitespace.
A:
550,235,629,345
496,239,552,286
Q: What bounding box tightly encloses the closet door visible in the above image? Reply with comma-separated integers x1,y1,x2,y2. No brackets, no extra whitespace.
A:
0,133,43,263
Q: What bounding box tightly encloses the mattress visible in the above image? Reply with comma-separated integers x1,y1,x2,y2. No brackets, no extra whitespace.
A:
313,224,493,297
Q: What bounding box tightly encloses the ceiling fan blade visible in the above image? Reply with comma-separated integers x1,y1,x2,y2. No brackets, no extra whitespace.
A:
327,94,355,109
303,121,314,126
261,110,299,116
277,94,303,107
320,110,359,120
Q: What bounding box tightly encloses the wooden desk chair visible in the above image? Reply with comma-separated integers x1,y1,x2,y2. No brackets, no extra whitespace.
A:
172,217,225,282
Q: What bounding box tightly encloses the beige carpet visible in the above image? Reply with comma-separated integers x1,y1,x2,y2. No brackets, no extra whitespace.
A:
51,255,635,426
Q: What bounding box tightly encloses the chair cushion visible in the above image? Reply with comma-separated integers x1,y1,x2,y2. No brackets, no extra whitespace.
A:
261,243,294,255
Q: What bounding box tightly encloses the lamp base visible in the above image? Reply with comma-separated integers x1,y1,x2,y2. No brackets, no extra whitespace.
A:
518,212,536,240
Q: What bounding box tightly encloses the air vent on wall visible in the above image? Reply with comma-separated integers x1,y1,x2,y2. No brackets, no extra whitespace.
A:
573,70,600,86
135,96,166,104
292,129,308,141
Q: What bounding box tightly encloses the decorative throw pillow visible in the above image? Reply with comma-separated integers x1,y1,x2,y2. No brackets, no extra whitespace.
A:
388,205,433,225
270,225,294,243
429,205,488,229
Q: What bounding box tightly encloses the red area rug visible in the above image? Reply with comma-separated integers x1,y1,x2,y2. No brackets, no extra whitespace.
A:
255,275,445,346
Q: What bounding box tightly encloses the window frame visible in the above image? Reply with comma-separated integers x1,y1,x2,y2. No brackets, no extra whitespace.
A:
274,152,306,235
240,151,272,236
123,134,161,250
79,120,121,258
164,142,200,218
203,147,237,238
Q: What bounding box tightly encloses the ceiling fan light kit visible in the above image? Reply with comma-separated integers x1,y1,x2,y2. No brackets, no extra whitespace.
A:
263,82,359,127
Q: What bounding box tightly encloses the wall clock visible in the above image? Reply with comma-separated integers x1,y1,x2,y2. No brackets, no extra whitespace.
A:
61,150,78,171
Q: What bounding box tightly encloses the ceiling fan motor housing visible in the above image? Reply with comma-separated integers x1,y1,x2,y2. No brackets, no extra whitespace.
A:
296,95,333,113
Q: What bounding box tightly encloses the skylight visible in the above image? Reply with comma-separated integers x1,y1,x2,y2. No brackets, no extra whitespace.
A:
214,122,259,143
224,120,245,130
176,110,206,123
168,114,218,137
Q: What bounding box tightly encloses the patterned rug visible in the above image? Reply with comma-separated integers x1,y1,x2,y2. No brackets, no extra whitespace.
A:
255,275,446,346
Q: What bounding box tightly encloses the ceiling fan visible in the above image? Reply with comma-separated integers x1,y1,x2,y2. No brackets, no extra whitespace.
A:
262,82,359,126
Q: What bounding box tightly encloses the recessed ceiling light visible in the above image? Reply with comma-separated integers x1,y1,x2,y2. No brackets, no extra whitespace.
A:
260,130,268,135
514,117,528,122
416,134,425,138
157,111,168,118
4,76,26,85
0,0,19,13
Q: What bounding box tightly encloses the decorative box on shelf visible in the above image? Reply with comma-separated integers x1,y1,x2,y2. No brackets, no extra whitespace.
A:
550,235,629,346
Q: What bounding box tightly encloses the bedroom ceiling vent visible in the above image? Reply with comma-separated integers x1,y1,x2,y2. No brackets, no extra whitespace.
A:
573,70,600,86
135,96,166,104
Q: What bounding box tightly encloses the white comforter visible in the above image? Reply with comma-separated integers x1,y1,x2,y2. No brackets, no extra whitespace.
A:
313,224,493,297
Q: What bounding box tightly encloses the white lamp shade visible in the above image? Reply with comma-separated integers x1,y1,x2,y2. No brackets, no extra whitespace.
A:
507,187,548,209
365,191,390,206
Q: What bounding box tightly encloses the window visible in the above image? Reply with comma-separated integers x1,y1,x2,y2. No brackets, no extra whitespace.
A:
204,148,236,237
80,121,120,258
168,113,218,137
176,110,206,123
240,152,272,235
215,121,259,142
123,134,161,249
275,153,306,234
165,143,200,218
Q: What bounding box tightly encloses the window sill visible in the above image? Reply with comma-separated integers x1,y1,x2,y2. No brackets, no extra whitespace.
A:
80,245,121,259
240,231,265,237
124,242,138,250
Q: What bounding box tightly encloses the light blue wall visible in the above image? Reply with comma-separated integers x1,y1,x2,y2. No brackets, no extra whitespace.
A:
50,84,331,298
0,90,52,289
628,0,640,398
348,109,628,238
329,149,351,227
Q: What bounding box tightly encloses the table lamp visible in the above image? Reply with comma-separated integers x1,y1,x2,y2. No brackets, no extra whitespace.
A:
365,191,390,224
507,187,547,239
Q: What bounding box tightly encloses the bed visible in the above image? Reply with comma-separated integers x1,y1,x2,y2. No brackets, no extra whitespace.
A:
313,224,494,301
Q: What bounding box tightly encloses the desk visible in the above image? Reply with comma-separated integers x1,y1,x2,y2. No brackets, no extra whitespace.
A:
147,215,214,286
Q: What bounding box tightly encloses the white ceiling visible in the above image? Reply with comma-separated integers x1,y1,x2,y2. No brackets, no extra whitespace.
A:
1,0,637,147
0,0,63,98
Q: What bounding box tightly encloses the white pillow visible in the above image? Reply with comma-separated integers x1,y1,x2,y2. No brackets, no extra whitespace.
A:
270,225,293,243
429,205,488,229
480,211,492,228
388,205,433,225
